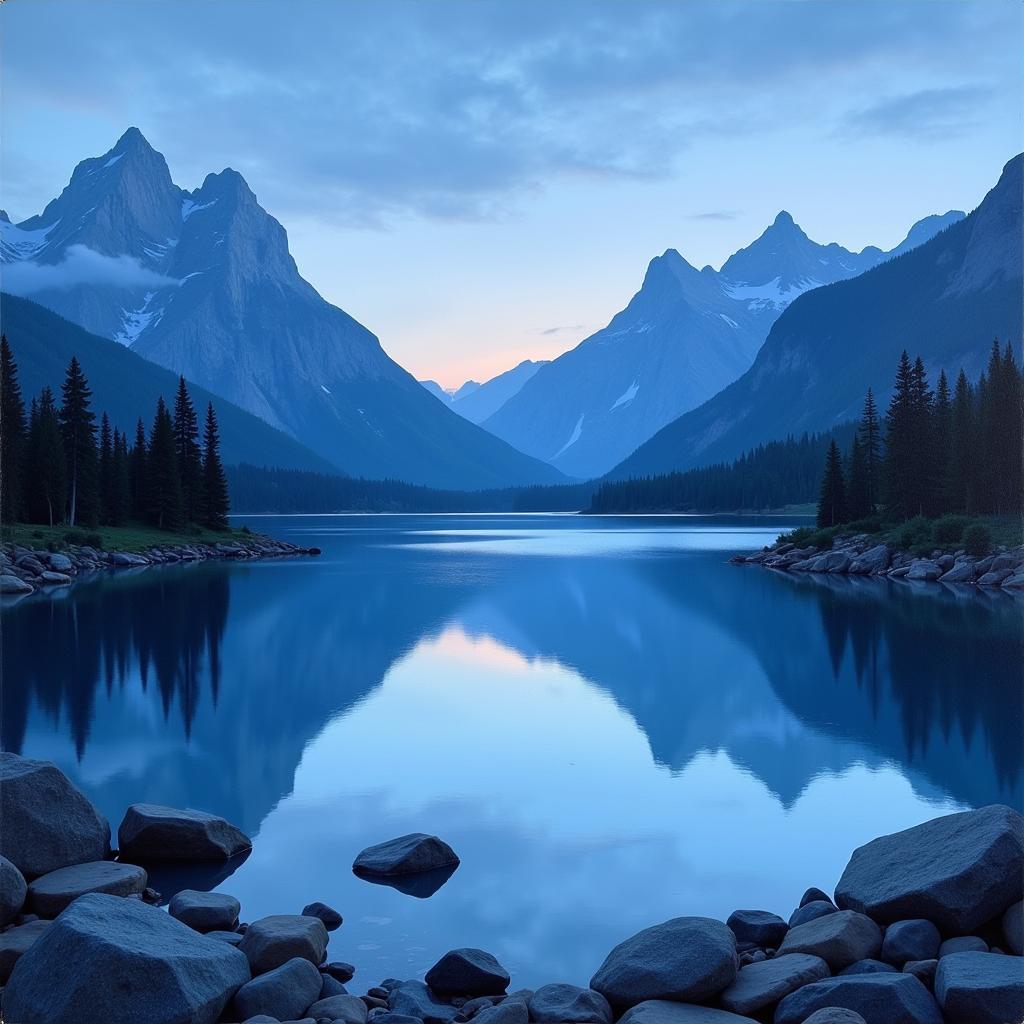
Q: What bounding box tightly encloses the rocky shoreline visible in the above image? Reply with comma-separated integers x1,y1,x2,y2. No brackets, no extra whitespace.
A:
0,535,321,597
732,534,1024,589
1,753,1021,1024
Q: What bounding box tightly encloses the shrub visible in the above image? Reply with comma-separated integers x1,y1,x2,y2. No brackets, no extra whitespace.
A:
931,515,970,546
781,526,815,546
898,516,933,551
962,523,993,557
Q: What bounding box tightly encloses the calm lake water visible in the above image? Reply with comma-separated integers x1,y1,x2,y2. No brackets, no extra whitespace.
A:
4,514,1022,986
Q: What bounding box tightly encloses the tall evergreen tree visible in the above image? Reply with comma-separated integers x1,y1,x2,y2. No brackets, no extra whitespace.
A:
930,369,952,517
58,356,100,527
857,388,882,513
98,412,115,525
884,351,915,520
172,376,204,524
25,389,67,526
129,418,148,521
0,334,27,524
147,397,183,530
110,428,132,526
946,370,974,513
202,403,230,530
845,434,871,521
909,356,934,515
817,439,847,527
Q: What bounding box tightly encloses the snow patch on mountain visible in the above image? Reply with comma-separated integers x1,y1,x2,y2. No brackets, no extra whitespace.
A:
114,291,164,346
554,414,585,458
611,380,640,410
0,218,61,261
181,197,218,221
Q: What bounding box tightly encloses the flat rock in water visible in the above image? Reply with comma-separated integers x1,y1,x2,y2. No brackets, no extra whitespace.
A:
528,982,613,1024
388,979,460,1024
27,860,147,917
426,948,510,996
776,910,882,971
233,956,322,1021
726,909,788,949
306,993,369,1024
118,803,252,862
302,899,343,930
1,892,249,1024
0,919,50,983
834,804,1024,932
0,854,28,926
0,752,111,877
774,973,943,1024
239,914,329,974
880,919,941,965
169,889,241,932
0,573,33,593
590,916,738,1009
617,998,757,1024
789,900,838,928
934,950,1024,1024
717,952,829,1016
353,833,460,877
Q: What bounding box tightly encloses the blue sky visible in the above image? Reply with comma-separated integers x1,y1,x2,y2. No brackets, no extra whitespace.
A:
2,0,1020,386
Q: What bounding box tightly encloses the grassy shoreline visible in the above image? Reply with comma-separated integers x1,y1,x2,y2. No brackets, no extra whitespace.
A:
1,521,260,555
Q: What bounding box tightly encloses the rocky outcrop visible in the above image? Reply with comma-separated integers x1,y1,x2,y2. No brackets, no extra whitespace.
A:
353,833,460,878
118,803,252,862
26,861,147,917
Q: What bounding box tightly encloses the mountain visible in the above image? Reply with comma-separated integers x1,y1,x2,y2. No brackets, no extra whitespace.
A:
481,210,963,479
420,359,547,424
1,293,332,472
610,155,1021,480
1,128,565,490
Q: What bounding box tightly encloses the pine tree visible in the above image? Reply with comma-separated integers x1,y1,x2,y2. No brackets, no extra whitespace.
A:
146,397,183,530
817,439,847,527
846,434,871,521
110,429,132,526
884,351,915,520
857,388,882,513
59,356,100,527
98,412,114,525
202,403,230,530
930,369,952,517
25,388,67,526
1000,342,1023,515
946,370,974,513
172,376,204,524
909,356,934,515
129,418,148,521
0,334,27,524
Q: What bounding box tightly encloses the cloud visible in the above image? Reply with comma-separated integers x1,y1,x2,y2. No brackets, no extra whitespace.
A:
539,324,587,336
2,244,179,296
686,211,739,221
841,86,992,140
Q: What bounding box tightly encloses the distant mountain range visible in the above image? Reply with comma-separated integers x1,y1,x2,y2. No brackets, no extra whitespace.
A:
0,129,564,490
611,153,1022,480
482,209,964,479
420,359,547,424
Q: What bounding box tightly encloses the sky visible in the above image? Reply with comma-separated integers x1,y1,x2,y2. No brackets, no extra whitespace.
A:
2,0,1021,388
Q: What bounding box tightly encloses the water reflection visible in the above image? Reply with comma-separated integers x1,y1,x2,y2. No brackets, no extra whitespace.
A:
2,516,1021,985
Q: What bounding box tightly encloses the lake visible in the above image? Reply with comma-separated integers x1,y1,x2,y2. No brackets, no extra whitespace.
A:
3,514,1022,987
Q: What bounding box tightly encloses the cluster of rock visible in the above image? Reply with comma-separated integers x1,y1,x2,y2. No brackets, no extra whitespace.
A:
0,534,321,596
1,752,1022,1024
733,535,1024,589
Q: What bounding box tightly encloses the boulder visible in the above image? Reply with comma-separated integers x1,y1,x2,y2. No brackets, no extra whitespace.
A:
1,892,249,1024
118,803,252,862
373,1015,433,1024
319,971,349,998
38,570,72,585
473,1001,529,1024
46,553,74,572
239,914,329,974
777,910,881,971
1003,899,1023,955
0,573,33,593
1001,570,1024,589
839,959,898,975
26,860,147,916
426,948,510,996
906,560,942,581
353,833,460,876
590,916,738,1009
789,900,837,928
834,804,1024,932
800,887,835,908
938,935,987,956
938,559,979,584
903,960,938,990
717,952,829,1016
301,900,343,930
208,929,245,946
880,919,940,965
849,545,890,574
616,999,757,1024
528,983,613,1024
934,950,1024,1024
774,973,943,1024
0,854,27,926
324,960,356,982
801,1011,868,1024
169,889,242,932
725,909,788,949
234,957,323,1021
387,980,460,1024
0,753,111,877
0,919,50,983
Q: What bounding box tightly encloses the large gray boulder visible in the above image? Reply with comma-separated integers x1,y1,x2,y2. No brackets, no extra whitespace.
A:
834,805,1024,931
353,833,460,876
937,935,987,956
789,900,837,928
474,1000,529,1024
118,803,252,862
906,559,942,581
717,952,829,1016
169,889,241,932
233,956,322,1021
617,999,757,1024
0,753,111,877
590,917,738,1009
306,992,370,1024
0,919,50,983
934,950,1024,1024
0,573,33,593
725,909,788,949
239,914,329,974
0,854,27,926
27,860,147,917
776,910,881,971
774,973,943,1024
528,983,613,1024
425,947,510,996
880,920,941,965
387,980,460,1024
1,892,250,1024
